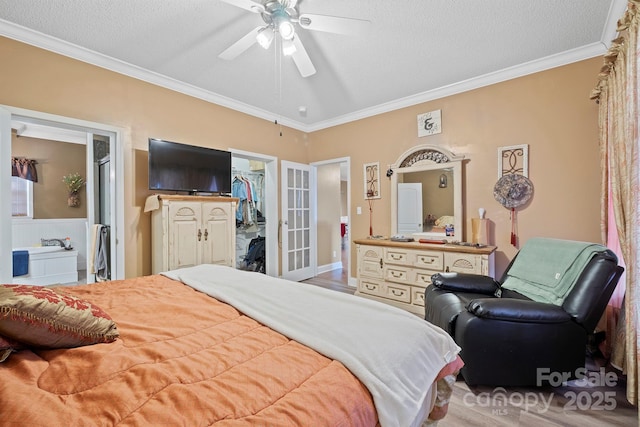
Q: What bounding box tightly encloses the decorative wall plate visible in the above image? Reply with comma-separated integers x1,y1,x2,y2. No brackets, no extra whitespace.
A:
493,174,533,209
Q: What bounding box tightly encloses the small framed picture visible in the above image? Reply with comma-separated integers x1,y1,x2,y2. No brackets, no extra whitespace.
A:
498,144,529,177
363,162,380,199
417,109,442,137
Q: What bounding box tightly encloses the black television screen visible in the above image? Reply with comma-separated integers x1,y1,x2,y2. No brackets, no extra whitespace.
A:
148,138,231,194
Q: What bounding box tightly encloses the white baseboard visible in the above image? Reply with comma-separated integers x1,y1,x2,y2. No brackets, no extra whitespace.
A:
317,261,343,275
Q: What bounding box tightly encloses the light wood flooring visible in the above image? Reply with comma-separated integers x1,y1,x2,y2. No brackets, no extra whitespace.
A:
301,271,638,426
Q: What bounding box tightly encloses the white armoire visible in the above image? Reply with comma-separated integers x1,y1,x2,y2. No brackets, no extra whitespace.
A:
148,195,238,274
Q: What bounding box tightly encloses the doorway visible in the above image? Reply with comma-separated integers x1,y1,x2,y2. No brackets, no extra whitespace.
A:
230,149,278,277
311,157,351,286
0,105,124,284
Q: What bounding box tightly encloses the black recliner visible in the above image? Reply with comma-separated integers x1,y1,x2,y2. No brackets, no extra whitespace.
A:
424,238,623,387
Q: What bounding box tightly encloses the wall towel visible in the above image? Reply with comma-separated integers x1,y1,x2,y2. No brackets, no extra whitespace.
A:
94,225,110,281
89,224,101,274
12,250,29,277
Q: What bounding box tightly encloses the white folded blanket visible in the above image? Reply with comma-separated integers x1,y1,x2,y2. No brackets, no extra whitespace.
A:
163,265,460,427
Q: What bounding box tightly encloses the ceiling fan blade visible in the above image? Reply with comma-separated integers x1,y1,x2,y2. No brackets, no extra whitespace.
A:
298,13,370,36
218,26,262,60
291,36,316,78
218,0,265,13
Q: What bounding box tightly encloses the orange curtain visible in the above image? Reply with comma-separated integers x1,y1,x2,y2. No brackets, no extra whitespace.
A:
591,0,640,409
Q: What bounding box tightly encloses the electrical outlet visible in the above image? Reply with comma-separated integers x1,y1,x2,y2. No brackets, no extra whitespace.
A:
356,206,362,215
333,251,337,258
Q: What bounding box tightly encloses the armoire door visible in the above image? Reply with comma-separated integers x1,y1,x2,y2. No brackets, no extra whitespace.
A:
201,201,235,267
168,201,201,270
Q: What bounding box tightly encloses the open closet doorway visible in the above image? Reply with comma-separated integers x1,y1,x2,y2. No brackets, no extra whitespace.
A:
311,157,352,287
230,149,278,277
0,105,124,285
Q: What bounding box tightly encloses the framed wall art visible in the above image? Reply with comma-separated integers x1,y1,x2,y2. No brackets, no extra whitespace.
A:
498,144,529,177
417,109,442,137
363,162,380,199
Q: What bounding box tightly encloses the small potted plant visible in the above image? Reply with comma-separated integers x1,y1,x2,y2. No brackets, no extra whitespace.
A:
62,172,85,207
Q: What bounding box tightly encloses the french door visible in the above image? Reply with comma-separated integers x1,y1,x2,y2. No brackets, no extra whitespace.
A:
280,160,316,281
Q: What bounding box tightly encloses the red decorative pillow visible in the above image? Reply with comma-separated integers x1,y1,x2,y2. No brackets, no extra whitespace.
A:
0,285,119,349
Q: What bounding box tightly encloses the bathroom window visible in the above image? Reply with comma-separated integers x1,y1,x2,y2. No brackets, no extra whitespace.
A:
11,176,33,218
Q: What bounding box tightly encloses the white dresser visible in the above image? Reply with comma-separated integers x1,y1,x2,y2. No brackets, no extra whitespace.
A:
149,195,238,274
355,238,496,316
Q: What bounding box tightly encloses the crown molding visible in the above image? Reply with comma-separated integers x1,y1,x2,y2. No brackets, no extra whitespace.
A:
0,19,308,131
306,42,606,132
0,18,611,134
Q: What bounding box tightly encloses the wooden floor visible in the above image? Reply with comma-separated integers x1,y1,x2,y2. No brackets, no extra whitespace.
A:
301,267,354,294
301,271,638,426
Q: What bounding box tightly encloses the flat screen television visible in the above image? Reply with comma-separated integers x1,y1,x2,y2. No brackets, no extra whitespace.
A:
148,138,232,195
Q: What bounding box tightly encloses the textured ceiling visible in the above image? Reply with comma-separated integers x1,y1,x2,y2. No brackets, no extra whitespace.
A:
0,0,626,132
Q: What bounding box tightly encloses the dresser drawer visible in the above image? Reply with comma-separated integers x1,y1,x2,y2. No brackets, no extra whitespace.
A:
384,283,411,303
385,265,411,284
412,287,426,307
415,271,433,288
414,251,443,270
385,248,411,265
358,279,382,296
360,258,383,278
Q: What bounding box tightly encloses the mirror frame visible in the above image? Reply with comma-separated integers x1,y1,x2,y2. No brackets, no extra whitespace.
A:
390,144,464,239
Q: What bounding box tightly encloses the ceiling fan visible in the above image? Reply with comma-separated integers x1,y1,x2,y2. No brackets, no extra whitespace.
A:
218,0,370,77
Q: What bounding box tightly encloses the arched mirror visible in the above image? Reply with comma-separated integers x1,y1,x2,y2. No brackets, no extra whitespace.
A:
390,145,464,240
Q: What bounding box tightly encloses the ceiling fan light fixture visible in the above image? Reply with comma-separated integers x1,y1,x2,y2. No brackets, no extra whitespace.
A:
256,26,274,49
282,38,297,56
273,10,295,40
279,20,295,40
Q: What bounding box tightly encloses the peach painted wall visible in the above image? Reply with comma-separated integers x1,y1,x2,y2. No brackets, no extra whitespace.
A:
0,37,308,278
308,58,603,277
1,36,603,279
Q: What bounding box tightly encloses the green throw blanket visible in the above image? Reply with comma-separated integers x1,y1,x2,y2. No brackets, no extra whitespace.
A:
501,238,610,305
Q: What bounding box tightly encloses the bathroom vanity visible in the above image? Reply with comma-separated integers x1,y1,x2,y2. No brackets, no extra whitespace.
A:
12,246,79,286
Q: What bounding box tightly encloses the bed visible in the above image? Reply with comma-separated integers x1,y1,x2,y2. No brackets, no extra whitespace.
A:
0,265,462,426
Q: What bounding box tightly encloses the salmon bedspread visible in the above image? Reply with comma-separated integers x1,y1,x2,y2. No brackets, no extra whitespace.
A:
1,268,461,426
